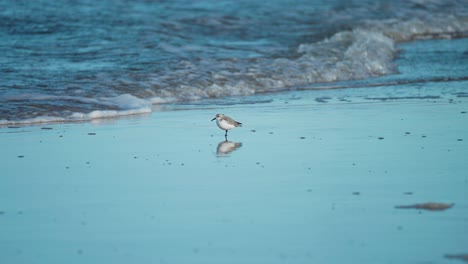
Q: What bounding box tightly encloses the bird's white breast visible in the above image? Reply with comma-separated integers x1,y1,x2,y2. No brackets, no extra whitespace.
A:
217,119,235,130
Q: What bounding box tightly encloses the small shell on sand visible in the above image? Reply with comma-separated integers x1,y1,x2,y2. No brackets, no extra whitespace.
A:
395,202,454,211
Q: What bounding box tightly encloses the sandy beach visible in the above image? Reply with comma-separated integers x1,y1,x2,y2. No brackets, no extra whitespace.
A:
1,38,468,263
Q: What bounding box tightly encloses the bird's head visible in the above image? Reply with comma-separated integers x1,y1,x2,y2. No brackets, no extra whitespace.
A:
211,113,223,121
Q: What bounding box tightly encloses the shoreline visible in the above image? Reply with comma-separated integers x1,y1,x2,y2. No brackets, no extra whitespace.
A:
2,37,467,128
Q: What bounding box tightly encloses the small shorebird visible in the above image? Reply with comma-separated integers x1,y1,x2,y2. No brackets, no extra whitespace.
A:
211,114,242,138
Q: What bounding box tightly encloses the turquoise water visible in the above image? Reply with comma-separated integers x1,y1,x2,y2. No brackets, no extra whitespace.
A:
1,38,468,263
1,0,468,123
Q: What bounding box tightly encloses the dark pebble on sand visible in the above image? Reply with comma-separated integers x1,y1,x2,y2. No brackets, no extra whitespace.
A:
403,192,413,195
461,111,466,114
378,137,384,140
17,155,24,158
251,130,256,133
300,137,306,139
395,202,454,211
315,97,331,103
352,192,360,195
0,211,4,215
88,133,96,135
421,135,427,138
457,139,463,141
269,132,274,134
405,132,411,135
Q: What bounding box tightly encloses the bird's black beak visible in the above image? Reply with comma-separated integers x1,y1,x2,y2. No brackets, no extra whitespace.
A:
211,117,216,121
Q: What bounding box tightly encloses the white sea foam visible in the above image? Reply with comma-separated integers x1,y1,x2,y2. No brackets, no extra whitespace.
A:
70,108,152,120
146,28,398,101
0,108,152,126
1,93,151,110
98,94,152,110
0,116,68,126
0,93,152,126
360,15,468,41
144,14,467,103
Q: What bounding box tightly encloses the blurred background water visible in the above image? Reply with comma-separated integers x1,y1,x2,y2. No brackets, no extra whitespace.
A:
1,0,468,123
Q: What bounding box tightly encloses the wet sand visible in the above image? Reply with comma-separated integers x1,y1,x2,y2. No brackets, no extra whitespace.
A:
1,39,468,263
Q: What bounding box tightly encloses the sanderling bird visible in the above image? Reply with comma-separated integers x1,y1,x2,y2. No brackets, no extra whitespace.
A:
211,114,242,138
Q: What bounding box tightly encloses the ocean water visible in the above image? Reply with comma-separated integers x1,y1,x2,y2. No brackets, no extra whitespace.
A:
1,0,468,124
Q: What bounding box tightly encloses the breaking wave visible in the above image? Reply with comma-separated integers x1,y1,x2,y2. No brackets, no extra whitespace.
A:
1,0,468,125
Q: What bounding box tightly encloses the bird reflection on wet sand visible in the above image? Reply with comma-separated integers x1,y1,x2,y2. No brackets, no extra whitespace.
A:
216,140,242,157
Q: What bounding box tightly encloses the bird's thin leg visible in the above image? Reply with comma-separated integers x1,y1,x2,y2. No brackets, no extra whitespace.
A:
225,130,228,137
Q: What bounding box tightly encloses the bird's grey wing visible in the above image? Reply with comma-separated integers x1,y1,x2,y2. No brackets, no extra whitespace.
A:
224,116,242,127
